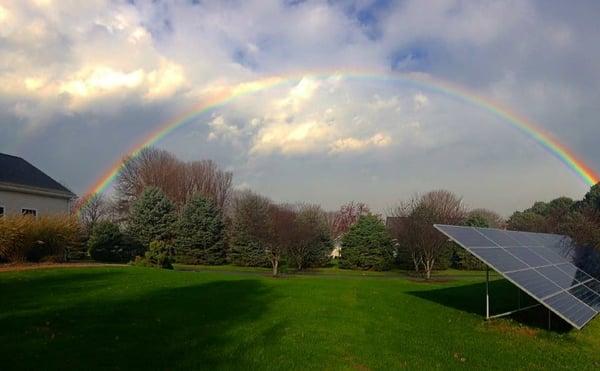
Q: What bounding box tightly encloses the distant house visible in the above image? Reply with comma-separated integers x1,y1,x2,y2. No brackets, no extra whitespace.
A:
0,153,75,217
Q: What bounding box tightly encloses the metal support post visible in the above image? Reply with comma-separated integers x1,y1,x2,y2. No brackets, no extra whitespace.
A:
485,266,490,320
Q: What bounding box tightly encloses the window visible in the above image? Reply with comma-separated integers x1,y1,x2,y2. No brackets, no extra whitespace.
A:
0,206,4,217
22,208,37,217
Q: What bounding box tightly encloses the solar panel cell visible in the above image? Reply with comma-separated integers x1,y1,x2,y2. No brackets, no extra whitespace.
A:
544,292,597,329
477,229,520,247
528,246,566,264
569,285,600,311
506,269,563,299
585,279,600,296
504,247,550,268
435,225,495,247
469,248,528,272
536,265,579,289
556,263,593,283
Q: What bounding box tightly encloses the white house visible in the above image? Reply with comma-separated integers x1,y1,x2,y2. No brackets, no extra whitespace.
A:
0,153,75,217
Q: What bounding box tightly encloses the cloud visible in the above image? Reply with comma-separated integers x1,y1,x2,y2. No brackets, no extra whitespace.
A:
1,0,600,215
329,133,392,153
413,93,429,110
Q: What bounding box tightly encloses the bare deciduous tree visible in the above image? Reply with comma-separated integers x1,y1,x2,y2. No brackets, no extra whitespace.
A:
392,190,466,279
114,147,232,214
329,201,370,239
75,193,110,234
267,203,297,276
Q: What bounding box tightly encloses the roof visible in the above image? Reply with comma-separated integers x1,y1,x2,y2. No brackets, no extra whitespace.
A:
0,153,75,197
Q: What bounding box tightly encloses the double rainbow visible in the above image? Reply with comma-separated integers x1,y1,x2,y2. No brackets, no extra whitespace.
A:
83,70,599,202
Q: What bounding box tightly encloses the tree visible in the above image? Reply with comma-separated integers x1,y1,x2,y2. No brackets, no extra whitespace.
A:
393,190,466,279
88,221,141,263
329,201,370,239
288,204,332,270
128,187,177,248
75,193,110,235
175,194,226,265
580,183,600,212
228,191,272,267
466,209,504,228
267,204,296,276
115,147,232,214
339,214,394,271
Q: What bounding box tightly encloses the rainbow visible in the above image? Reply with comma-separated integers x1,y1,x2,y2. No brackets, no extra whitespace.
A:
82,70,599,203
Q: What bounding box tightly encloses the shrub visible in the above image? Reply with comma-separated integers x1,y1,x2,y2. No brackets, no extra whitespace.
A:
339,215,394,271
133,240,173,269
0,215,80,263
88,221,142,263
174,194,226,265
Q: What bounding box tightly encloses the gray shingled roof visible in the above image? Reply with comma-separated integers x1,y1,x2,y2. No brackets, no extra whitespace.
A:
0,153,75,197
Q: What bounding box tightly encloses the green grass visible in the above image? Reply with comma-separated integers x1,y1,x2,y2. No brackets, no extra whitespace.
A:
1,266,599,370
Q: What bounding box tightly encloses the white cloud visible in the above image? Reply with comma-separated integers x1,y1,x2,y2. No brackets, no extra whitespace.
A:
329,133,392,153
413,93,429,110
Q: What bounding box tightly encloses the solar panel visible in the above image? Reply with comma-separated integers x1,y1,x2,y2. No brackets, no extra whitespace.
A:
434,224,599,329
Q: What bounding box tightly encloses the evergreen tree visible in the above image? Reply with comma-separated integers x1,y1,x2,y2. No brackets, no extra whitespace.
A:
128,187,177,247
339,214,394,271
175,193,226,265
228,192,271,267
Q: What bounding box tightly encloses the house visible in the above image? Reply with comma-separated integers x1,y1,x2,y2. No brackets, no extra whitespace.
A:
0,153,75,217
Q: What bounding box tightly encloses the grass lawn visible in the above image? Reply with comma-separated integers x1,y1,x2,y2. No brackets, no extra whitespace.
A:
1,266,599,370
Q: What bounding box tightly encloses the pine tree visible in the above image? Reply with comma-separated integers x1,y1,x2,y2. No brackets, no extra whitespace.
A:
339,214,394,271
128,187,177,247
175,193,226,265
228,192,272,267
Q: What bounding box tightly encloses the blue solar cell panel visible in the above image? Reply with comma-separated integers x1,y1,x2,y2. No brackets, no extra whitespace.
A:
469,248,528,272
569,285,600,311
544,292,597,329
556,263,593,283
585,279,600,296
477,228,521,247
506,269,562,299
434,225,495,247
504,247,551,268
536,265,579,289
528,246,566,264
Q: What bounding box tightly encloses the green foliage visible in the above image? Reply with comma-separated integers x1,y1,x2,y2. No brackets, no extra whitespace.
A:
339,215,394,271
228,193,271,267
507,211,547,232
0,215,80,263
174,194,226,265
581,183,600,212
464,214,489,228
128,187,177,247
133,240,173,269
88,221,141,263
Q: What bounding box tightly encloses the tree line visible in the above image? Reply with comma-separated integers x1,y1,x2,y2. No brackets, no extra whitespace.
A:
76,147,600,278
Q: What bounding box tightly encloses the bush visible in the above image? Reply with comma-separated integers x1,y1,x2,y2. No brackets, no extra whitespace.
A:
339,215,394,271
0,215,80,263
88,221,142,263
174,194,226,265
133,240,173,269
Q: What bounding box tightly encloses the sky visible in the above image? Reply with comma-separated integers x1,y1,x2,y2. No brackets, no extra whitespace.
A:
1,0,600,216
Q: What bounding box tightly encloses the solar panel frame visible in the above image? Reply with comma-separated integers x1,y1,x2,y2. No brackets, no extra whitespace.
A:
434,224,599,330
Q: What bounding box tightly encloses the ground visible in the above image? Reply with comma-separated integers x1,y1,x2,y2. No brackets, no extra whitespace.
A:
1,265,599,370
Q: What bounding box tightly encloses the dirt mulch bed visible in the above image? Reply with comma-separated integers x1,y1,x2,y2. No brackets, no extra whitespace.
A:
0,262,127,272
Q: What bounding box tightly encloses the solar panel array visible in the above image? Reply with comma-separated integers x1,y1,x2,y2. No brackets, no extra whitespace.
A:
434,224,600,329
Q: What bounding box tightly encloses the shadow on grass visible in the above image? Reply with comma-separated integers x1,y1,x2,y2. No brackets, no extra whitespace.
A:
408,279,572,332
0,274,275,370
